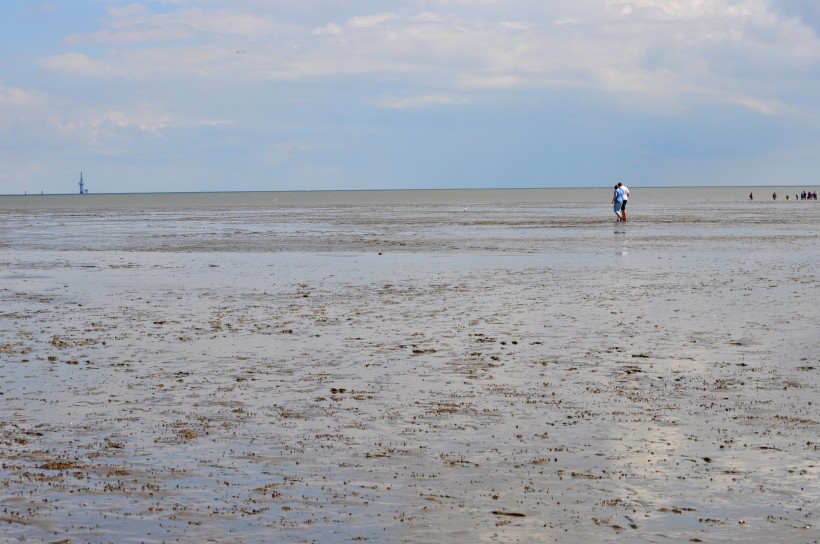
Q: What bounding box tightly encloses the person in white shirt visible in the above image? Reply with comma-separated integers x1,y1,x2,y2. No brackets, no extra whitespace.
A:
617,183,630,222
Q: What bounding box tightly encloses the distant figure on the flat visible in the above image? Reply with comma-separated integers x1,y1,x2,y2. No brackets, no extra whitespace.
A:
617,182,630,222
612,184,625,221
772,192,777,201
749,192,753,200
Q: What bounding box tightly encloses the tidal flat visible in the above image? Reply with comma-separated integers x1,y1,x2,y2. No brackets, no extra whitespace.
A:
1,197,818,543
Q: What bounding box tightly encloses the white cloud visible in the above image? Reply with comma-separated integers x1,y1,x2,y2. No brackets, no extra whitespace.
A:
456,74,524,90
348,13,400,28
66,5,287,46
105,4,147,19
606,0,748,19
47,105,172,145
65,26,194,46
553,17,582,26
412,12,448,23
41,100,229,149
39,53,105,76
100,107,171,133
0,87,50,134
377,93,471,109
500,21,532,30
0,86,47,108
313,23,342,36
726,94,794,116
33,0,820,117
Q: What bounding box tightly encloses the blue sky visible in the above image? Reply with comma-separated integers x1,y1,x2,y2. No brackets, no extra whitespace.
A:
2,0,820,194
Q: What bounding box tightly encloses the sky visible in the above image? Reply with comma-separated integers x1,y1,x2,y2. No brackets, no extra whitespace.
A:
2,0,820,194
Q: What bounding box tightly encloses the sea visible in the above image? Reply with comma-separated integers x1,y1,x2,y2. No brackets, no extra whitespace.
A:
0,186,814,210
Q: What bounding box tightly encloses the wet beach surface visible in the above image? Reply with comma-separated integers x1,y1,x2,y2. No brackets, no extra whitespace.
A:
1,200,818,543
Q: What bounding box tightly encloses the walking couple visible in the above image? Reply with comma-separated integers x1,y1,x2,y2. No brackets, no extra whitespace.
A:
612,183,629,222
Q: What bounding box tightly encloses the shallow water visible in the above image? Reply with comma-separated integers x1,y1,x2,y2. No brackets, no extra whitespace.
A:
1,185,817,209
0,197,818,543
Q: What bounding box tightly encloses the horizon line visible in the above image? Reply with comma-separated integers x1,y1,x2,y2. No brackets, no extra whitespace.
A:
4,184,817,197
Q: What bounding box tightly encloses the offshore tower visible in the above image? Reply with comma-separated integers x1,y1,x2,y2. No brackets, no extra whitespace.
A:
79,172,88,194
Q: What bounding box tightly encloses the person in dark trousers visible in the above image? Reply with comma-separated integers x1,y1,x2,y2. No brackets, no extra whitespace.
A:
617,183,630,222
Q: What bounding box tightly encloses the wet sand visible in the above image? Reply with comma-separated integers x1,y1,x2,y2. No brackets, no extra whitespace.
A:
1,200,818,543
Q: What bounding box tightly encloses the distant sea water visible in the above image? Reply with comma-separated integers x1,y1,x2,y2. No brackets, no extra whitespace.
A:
1,185,816,256
0,186,815,210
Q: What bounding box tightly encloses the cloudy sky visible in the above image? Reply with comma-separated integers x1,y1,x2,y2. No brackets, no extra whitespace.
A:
2,0,820,194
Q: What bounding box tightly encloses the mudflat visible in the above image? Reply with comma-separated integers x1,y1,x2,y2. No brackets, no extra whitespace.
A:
1,199,818,543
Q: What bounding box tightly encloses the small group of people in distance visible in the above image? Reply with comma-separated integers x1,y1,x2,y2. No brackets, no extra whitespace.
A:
750,191,817,201
612,182,629,222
